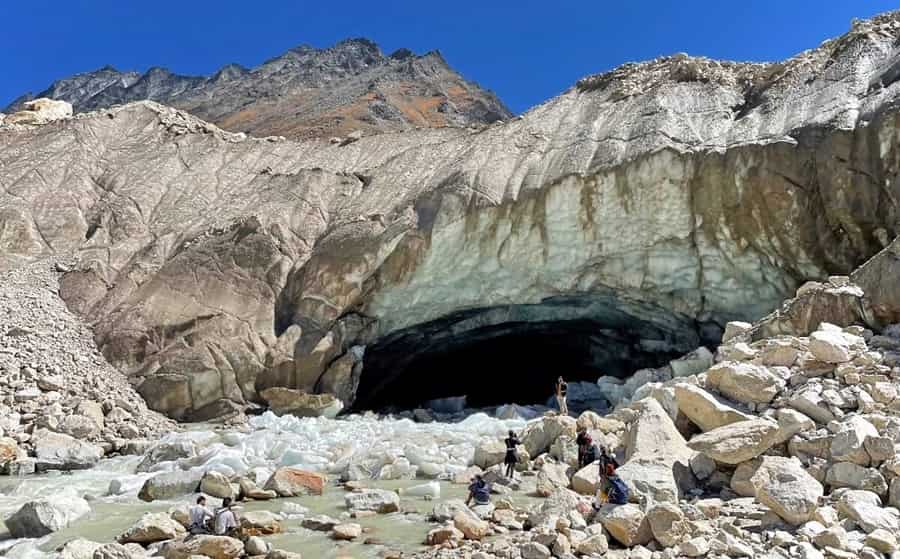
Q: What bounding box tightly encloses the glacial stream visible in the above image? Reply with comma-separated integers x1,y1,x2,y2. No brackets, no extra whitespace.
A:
0,412,539,558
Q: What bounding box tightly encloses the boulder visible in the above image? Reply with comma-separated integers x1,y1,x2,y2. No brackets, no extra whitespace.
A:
260,387,343,418
344,489,400,513
474,439,526,469
6,98,73,125
705,362,784,404
136,441,196,473
836,490,900,533
118,512,186,544
750,456,823,525
830,416,879,466
138,469,203,502
774,408,816,444
621,397,695,499
788,387,836,424
244,536,269,556
426,525,464,545
522,415,577,457
264,467,326,496
730,459,762,497
673,383,752,432
265,550,301,559
669,347,715,378
598,503,652,546
331,522,362,540
5,495,91,537
431,499,471,523
201,471,235,499
646,502,688,547
575,533,609,555
59,415,100,439
520,542,552,559
93,543,141,559
688,419,780,464
57,538,102,559
32,429,104,471
571,462,600,495
536,462,571,496
865,529,898,554
301,514,339,531
0,437,23,472
825,462,888,495
618,460,684,504
453,509,490,540
576,411,625,433
77,400,106,428
240,510,283,535
161,535,244,559
722,321,752,342
809,330,853,363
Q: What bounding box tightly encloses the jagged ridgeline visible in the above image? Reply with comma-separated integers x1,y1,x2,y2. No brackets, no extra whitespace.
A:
3,38,511,140
1,14,900,422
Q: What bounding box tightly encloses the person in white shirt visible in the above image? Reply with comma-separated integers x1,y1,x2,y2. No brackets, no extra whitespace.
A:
188,496,213,535
214,497,239,536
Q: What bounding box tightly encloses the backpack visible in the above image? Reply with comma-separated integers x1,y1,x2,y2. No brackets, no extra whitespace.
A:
607,476,630,505
583,444,597,464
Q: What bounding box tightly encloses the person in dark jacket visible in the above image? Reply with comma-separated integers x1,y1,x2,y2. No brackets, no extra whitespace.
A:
504,430,521,479
466,474,491,506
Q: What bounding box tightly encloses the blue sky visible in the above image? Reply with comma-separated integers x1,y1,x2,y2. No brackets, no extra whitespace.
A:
2,1,898,114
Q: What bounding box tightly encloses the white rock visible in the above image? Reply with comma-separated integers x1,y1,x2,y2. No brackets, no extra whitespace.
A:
809,330,854,363
706,362,784,404
687,419,781,464
750,456,823,525
673,383,752,432
5,495,91,537
599,503,652,547
831,415,879,465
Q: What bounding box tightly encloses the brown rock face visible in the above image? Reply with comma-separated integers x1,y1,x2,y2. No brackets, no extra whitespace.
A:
2,14,900,418
5,40,510,141
264,467,327,496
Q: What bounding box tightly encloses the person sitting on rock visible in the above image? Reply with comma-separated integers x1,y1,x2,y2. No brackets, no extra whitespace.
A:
504,429,521,480
189,495,214,535
597,446,619,474
214,497,239,536
595,463,630,507
465,474,491,506
556,376,568,416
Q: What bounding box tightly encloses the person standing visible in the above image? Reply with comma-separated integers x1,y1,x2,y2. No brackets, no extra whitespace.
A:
556,376,568,416
504,430,521,479
188,495,214,535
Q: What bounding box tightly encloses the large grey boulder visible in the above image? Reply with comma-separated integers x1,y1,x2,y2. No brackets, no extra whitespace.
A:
344,488,400,513
5,495,91,537
138,469,204,502
117,512,186,544
32,429,104,471
688,419,781,465
619,397,695,503
673,383,752,432
705,362,784,405
750,456,823,525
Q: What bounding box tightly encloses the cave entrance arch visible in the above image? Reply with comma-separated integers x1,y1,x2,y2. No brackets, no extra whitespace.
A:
351,296,708,412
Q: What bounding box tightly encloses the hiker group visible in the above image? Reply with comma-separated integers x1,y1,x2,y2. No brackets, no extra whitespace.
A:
188,495,239,536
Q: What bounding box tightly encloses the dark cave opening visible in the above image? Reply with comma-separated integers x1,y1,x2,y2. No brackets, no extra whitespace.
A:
352,299,707,412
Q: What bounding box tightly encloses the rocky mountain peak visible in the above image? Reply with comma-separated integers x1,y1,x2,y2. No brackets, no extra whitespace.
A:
4,38,511,140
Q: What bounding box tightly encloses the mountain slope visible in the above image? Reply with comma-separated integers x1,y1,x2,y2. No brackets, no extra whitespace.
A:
4,39,512,140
